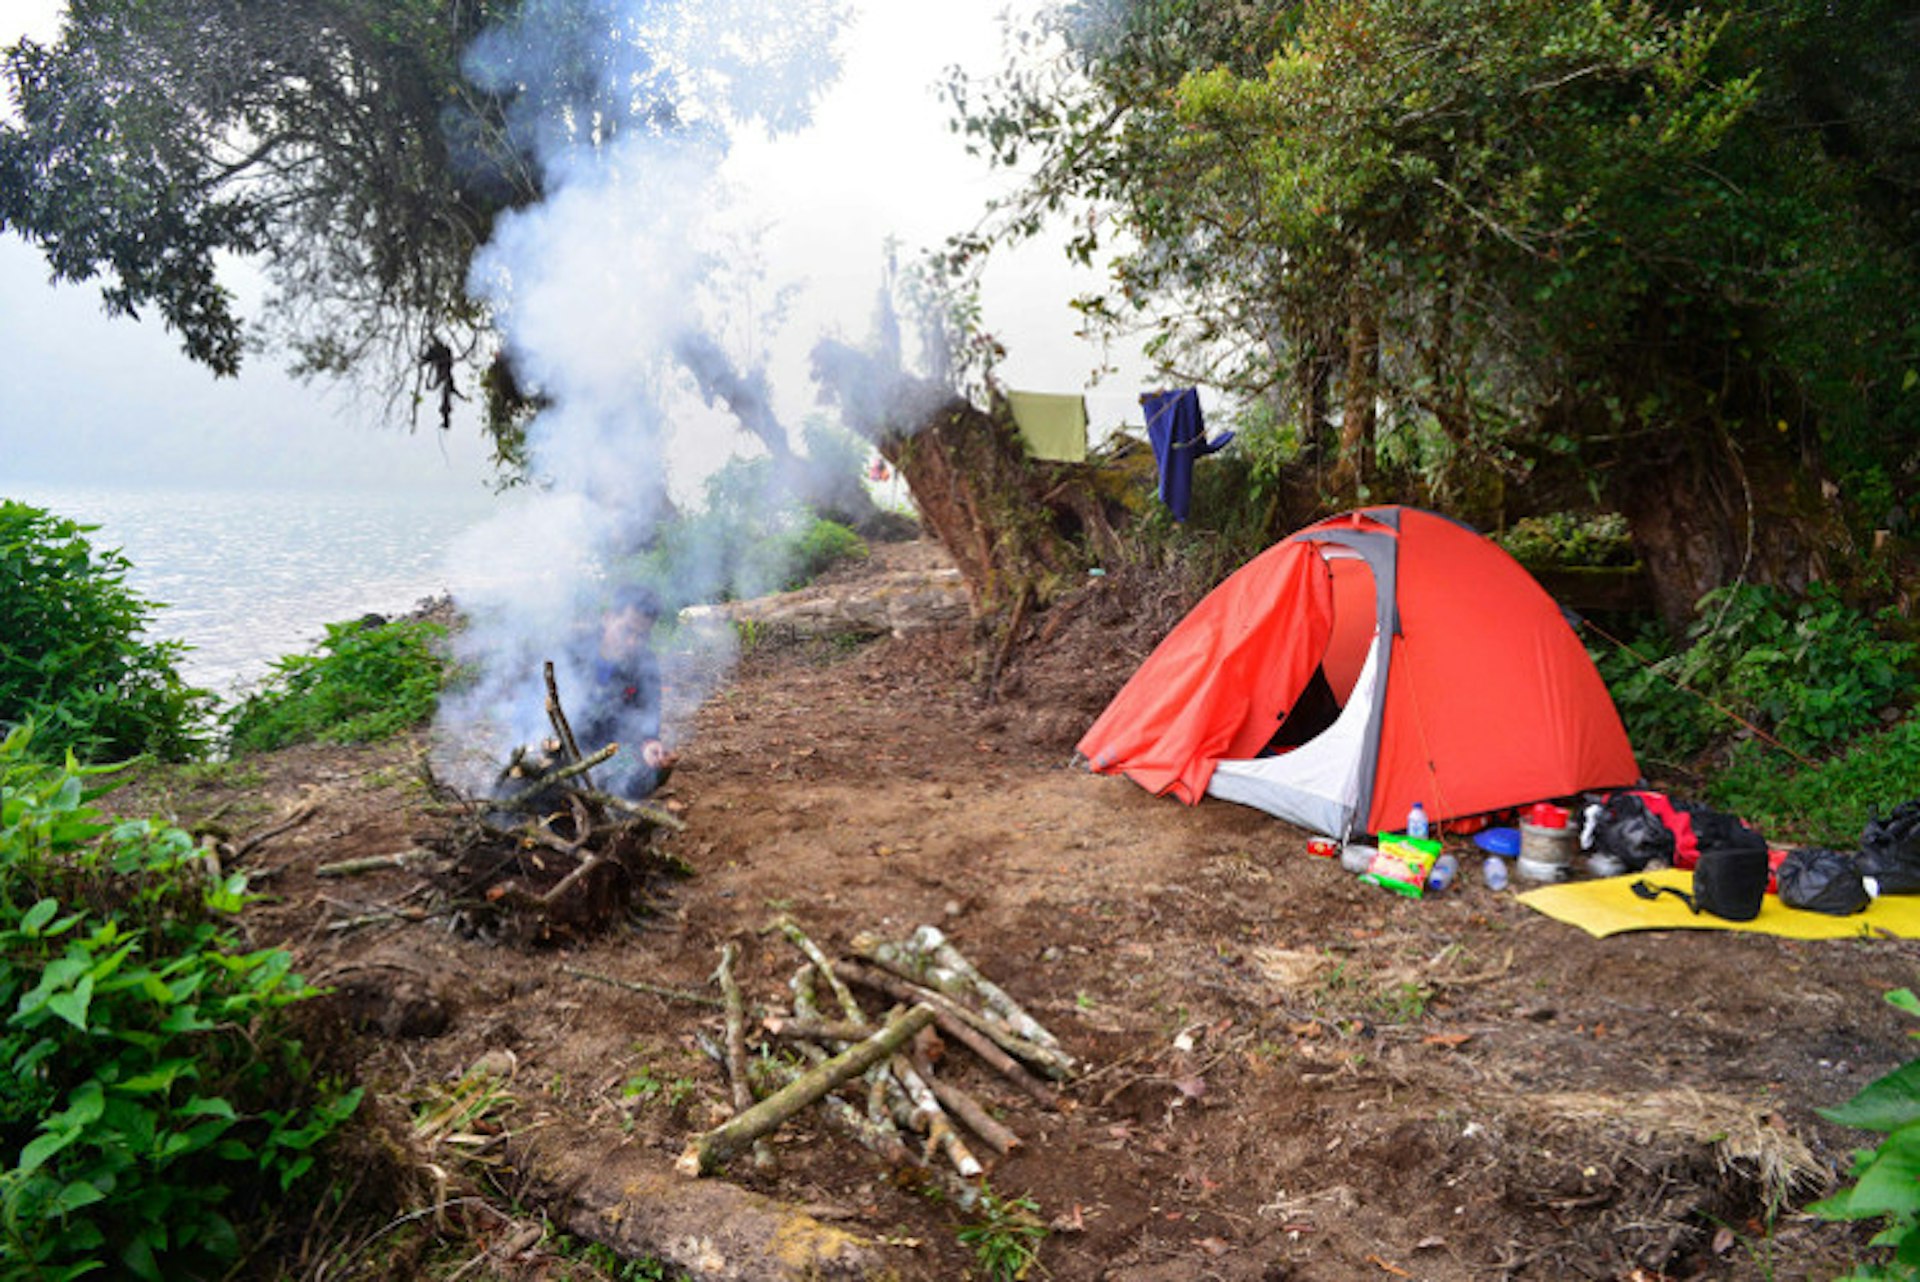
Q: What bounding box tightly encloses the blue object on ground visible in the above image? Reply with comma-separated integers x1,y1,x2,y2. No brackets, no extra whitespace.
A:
1473,827,1521,857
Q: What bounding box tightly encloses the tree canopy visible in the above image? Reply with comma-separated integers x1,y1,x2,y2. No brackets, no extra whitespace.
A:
946,0,1920,619
0,0,844,448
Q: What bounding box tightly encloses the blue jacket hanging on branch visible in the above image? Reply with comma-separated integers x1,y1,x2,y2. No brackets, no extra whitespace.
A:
1141,389,1234,522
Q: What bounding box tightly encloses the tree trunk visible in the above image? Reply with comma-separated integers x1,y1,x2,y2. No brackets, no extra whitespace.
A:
1606,422,1850,631
810,340,1114,618
1292,326,1335,487
1329,291,1379,501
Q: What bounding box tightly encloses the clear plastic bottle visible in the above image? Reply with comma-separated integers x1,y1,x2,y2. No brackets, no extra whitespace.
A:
1426,853,1459,894
1408,802,1430,841
1483,855,1510,891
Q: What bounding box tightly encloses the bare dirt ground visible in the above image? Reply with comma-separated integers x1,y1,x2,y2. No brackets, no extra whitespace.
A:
145,539,1919,1280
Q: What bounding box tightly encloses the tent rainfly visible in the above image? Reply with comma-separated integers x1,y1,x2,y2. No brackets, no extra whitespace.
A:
1077,506,1640,839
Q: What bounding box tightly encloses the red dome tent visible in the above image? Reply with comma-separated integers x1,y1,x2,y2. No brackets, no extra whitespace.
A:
1078,507,1639,838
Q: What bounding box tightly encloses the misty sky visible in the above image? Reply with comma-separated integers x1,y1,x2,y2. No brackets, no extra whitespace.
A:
0,0,1149,497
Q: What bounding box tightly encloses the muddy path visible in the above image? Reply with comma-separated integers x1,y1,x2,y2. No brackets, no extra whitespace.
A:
159,544,1916,1280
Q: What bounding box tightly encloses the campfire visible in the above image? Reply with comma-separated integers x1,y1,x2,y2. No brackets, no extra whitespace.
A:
414,661,683,943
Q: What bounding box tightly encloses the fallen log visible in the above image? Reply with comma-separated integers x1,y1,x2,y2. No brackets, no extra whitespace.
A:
677,1004,936,1177
526,1143,884,1282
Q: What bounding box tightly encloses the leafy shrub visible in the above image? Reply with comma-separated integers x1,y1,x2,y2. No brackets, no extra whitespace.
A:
1810,987,1920,1279
1710,719,1920,848
0,501,210,763
0,725,359,1280
1595,583,1915,765
644,505,868,605
956,1186,1047,1282
782,517,867,588
1496,511,1636,568
1592,618,1721,764
226,617,448,754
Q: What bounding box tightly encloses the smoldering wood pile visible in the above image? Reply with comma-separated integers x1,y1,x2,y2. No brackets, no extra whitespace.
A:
325,662,684,945
651,920,1073,1190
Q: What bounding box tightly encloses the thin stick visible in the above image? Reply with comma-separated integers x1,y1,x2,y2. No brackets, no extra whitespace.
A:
543,661,591,783
715,943,774,1171
890,1054,982,1177
538,854,605,905
779,918,867,1024
317,849,433,879
327,911,408,934
574,789,688,832
676,1004,936,1176
562,964,724,1010
912,1043,1020,1155
230,803,318,861
498,744,618,809
834,960,1063,1105
784,964,909,1146
910,925,1068,1055
762,1016,878,1044
763,1055,915,1170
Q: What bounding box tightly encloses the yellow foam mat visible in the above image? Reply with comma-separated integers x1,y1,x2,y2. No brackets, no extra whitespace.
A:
1517,867,1920,940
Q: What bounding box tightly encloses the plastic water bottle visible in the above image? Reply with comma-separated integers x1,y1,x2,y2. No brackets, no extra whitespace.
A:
1408,802,1430,841
1426,853,1458,894
1483,856,1510,891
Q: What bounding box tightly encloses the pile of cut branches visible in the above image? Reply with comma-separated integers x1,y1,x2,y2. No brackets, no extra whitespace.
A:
673,921,1074,1190
345,662,686,944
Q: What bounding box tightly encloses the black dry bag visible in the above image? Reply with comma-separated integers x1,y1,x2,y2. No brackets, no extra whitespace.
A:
1632,819,1769,921
1775,848,1870,916
1859,800,1920,894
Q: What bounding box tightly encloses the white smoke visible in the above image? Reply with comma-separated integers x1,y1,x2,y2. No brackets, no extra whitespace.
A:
432,0,863,787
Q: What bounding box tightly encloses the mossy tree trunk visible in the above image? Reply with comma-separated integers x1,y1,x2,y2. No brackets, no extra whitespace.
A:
811,340,1121,621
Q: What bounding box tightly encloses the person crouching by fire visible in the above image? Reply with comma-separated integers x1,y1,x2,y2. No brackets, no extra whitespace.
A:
572,585,679,799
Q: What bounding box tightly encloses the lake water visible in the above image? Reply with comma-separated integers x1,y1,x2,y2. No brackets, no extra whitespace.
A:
7,484,498,698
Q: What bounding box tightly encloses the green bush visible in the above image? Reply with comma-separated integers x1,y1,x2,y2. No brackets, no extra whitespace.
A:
1810,987,1920,1279
1710,720,1920,848
643,503,869,606
226,617,448,755
1496,512,1636,568
0,725,359,1280
782,517,867,588
0,501,211,764
1595,583,1916,766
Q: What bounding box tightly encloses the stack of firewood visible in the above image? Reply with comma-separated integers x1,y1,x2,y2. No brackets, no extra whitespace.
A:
678,922,1073,1183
